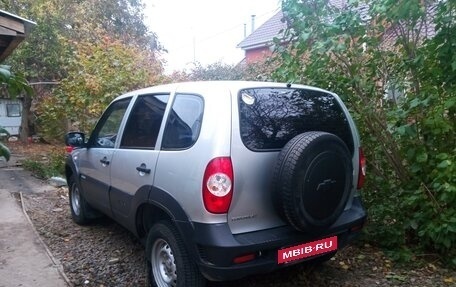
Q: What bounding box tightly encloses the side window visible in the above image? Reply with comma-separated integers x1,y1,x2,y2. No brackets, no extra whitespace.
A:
120,94,169,149
90,98,131,148
6,104,21,117
162,94,204,150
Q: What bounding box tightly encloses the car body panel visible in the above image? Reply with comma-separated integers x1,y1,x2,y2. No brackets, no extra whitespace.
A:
110,149,159,220
228,83,361,234
154,83,232,224
78,147,114,216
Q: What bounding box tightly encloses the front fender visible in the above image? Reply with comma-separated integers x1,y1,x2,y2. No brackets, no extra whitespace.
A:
65,150,81,183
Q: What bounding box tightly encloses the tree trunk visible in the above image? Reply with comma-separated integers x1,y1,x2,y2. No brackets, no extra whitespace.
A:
19,93,32,143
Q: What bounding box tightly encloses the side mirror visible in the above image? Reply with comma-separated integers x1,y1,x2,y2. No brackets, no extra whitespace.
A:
65,132,86,148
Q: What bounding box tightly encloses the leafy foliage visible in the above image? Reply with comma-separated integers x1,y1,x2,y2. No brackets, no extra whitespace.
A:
0,65,33,96
1,0,164,141
3,1,73,81
22,147,65,178
166,59,280,82
277,0,455,264
187,62,244,81
70,0,157,50
4,0,155,80
38,36,165,138
166,62,242,82
0,143,10,162
0,126,11,162
0,64,33,144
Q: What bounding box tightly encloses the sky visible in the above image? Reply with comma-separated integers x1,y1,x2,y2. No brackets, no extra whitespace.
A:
145,0,281,73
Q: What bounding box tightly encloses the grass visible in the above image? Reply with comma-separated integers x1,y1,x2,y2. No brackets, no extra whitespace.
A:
21,146,66,179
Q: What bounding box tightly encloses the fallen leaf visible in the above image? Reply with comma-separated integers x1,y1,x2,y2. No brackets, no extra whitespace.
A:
339,261,349,270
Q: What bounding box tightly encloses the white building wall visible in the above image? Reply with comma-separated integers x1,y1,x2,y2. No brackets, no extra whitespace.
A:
0,99,22,135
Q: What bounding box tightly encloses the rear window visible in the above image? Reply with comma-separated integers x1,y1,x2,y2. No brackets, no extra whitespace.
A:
238,88,354,153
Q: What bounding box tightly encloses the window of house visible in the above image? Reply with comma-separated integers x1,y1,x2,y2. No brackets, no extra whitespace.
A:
161,94,204,150
6,104,21,117
120,94,169,149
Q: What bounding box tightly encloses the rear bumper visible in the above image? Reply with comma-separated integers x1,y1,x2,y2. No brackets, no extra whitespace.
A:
186,197,366,281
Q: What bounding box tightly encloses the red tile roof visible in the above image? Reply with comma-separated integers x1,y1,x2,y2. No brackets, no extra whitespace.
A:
237,0,435,52
237,11,286,50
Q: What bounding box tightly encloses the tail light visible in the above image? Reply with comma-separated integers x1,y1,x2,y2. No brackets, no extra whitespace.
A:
203,157,233,214
65,146,74,154
357,147,366,189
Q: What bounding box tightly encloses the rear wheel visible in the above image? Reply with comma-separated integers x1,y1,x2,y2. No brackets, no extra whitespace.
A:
146,221,205,287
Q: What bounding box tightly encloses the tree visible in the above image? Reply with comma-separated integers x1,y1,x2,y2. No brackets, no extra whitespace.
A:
38,36,164,140
1,0,162,142
0,65,32,95
276,0,455,263
0,64,32,160
59,0,157,50
166,59,281,82
166,62,242,82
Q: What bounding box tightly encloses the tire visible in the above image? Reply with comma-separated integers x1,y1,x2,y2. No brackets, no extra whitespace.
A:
68,175,93,225
273,131,352,233
145,221,206,287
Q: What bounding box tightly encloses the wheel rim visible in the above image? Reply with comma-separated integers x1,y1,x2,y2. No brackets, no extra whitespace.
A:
151,238,177,287
71,183,81,216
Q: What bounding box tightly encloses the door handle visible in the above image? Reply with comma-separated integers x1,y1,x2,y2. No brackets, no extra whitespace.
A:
100,157,110,166
136,163,151,174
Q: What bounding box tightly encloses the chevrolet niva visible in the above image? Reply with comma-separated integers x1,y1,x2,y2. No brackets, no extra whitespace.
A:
64,81,367,287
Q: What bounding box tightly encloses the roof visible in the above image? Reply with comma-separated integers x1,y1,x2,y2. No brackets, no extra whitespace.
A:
236,0,370,51
116,81,333,102
237,11,286,50
0,9,36,62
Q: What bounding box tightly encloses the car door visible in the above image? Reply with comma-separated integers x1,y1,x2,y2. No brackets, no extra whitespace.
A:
109,94,169,225
78,98,131,216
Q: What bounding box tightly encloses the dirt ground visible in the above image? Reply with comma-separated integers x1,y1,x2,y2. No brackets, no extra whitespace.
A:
6,141,63,160
5,142,456,286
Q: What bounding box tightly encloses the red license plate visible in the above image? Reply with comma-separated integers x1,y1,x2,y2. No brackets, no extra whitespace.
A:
277,236,337,264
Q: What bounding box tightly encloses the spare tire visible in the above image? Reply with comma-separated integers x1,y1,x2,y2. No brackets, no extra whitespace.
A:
273,131,352,233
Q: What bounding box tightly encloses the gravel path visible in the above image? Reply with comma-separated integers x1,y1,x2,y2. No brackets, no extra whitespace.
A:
7,143,455,286
21,186,456,287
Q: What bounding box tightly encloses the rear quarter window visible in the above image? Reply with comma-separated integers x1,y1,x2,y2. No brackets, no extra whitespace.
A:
161,94,204,150
238,87,354,153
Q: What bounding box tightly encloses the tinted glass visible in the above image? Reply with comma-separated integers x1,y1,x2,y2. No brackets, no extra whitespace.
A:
91,98,131,148
120,94,169,149
239,88,354,153
162,94,204,150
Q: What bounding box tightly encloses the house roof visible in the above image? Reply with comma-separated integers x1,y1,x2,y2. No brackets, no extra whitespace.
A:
237,0,433,52
236,0,373,51
0,9,36,62
237,10,286,50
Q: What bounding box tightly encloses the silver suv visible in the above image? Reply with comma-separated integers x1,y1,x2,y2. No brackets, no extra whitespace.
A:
65,81,367,287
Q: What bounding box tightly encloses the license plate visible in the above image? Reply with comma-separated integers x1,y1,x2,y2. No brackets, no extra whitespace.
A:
277,236,338,264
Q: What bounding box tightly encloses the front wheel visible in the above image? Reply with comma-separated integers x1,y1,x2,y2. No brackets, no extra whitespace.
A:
146,221,205,287
68,175,93,225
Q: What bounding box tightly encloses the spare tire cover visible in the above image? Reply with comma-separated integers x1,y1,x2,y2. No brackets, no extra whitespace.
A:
273,131,352,233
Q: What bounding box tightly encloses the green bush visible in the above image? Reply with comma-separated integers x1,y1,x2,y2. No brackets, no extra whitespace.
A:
22,147,66,179
0,126,11,161
278,0,456,265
